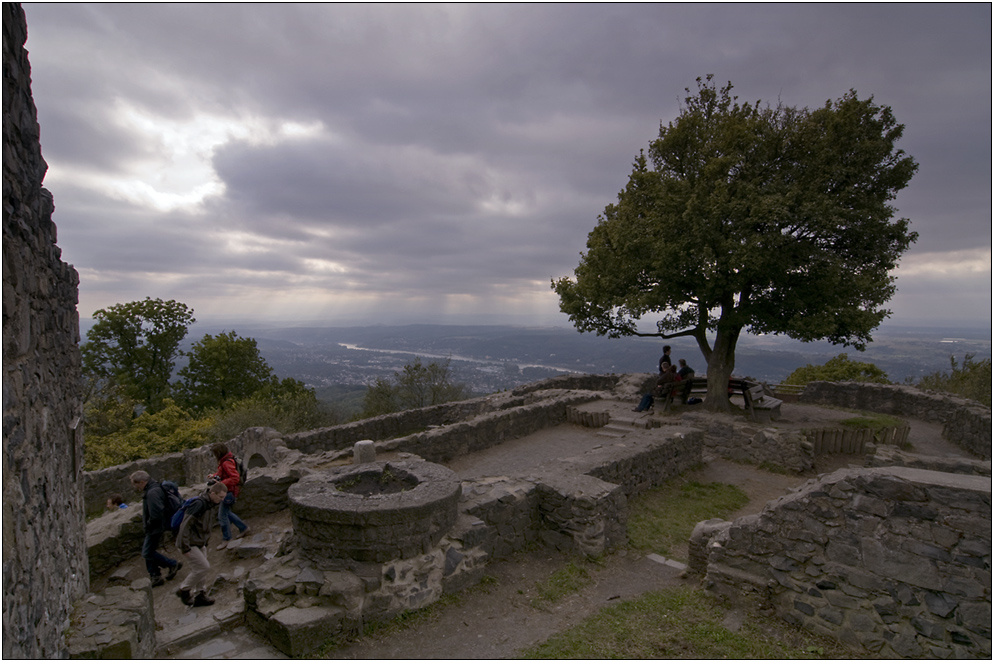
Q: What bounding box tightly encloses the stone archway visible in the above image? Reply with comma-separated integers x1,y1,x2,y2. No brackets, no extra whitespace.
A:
247,453,268,470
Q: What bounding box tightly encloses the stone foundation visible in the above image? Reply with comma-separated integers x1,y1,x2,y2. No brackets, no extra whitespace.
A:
690,466,992,658
66,580,156,659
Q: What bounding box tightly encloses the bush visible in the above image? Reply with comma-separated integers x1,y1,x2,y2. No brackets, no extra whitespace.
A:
915,354,991,407
84,399,213,470
783,353,889,386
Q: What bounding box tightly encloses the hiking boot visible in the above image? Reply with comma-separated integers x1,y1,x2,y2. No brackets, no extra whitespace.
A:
166,561,182,581
175,588,193,606
216,540,228,551
150,575,165,588
192,592,215,607
236,526,251,539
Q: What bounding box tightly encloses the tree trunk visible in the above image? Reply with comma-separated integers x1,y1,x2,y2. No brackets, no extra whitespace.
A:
703,324,741,412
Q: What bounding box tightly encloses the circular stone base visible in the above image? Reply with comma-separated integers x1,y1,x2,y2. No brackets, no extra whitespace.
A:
289,459,461,563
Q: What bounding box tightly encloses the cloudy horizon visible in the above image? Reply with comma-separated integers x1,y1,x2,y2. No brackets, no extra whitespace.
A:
21,3,992,332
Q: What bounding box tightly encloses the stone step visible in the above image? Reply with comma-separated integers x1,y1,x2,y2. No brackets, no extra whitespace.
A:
607,417,653,430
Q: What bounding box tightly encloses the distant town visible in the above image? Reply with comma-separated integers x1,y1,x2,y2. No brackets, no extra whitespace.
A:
167,323,992,409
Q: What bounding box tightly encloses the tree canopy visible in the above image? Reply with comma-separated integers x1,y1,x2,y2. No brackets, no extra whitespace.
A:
361,357,468,418
81,297,196,412
177,331,275,412
553,76,918,410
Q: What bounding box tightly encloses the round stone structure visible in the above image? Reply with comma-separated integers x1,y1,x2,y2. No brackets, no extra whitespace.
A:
288,459,462,563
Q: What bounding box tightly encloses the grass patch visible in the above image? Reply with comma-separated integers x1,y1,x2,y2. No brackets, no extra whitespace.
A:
520,585,851,659
628,479,749,560
531,560,593,606
757,460,793,475
839,412,906,430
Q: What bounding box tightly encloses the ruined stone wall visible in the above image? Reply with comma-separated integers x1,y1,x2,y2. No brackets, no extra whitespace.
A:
2,4,89,657
691,467,991,658
801,381,991,460
281,393,511,455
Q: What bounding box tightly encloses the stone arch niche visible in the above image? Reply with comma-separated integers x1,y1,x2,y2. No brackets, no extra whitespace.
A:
288,459,461,563
247,452,268,470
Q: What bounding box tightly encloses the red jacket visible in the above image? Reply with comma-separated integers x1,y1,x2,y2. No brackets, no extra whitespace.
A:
214,452,241,498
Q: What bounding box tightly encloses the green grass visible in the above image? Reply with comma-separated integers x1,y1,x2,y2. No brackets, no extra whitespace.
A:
839,412,906,429
627,479,749,560
520,585,851,659
531,560,593,606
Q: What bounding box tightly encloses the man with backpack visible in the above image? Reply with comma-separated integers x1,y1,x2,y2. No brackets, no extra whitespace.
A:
129,470,182,587
175,481,227,607
209,442,250,550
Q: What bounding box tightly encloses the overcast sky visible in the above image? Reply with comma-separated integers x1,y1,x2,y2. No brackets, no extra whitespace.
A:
21,3,992,330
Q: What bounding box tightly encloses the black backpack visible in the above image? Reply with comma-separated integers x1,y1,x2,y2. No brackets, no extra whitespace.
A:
234,456,247,485
161,480,182,525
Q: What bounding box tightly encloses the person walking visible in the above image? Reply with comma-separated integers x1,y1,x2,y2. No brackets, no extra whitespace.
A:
129,470,181,587
209,442,249,550
175,481,227,607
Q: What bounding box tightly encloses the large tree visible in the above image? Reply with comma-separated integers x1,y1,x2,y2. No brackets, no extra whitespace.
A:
81,297,196,412
553,76,918,410
177,331,275,412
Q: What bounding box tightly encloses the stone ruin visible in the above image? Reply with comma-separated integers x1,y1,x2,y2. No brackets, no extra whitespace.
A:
74,372,991,658
3,5,89,658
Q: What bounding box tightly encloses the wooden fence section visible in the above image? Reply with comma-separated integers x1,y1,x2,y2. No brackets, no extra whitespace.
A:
803,425,911,456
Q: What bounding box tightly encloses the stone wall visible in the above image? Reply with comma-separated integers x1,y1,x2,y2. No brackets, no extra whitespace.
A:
801,381,991,460
690,466,992,658
2,4,89,658
66,580,156,659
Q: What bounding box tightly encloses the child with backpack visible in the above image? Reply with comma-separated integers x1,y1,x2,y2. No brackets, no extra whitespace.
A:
209,442,250,550
175,481,227,607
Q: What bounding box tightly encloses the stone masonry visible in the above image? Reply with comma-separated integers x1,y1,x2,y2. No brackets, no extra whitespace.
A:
690,466,991,658
3,4,89,658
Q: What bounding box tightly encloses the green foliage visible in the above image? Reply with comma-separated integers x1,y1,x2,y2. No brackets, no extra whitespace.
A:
915,354,992,407
628,479,748,560
81,297,196,412
532,561,593,606
177,331,275,412
783,353,890,386
84,399,212,470
205,377,338,444
553,75,917,410
361,357,468,417
81,302,337,467
522,585,847,659
361,376,400,418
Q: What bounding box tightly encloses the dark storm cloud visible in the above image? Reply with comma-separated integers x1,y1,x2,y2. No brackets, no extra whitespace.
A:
21,3,992,324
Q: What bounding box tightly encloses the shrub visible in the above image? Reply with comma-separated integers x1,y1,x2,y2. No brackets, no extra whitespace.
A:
915,354,991,407
783,353,889,386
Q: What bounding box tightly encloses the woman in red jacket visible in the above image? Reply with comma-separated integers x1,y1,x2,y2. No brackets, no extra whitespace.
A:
209,442,250,550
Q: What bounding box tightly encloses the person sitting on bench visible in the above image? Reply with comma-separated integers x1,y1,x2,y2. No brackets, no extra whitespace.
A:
635,364,680,412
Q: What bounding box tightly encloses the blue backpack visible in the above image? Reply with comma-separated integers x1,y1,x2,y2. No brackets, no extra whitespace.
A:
169,496,201,535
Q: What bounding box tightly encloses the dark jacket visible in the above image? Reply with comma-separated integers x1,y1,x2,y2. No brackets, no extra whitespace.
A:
176,493,217,553
141,480,168,536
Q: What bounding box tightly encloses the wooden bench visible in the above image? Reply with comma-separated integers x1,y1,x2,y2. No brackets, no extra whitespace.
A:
743,383,783,423
657,377,782,422
657,376,707,412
